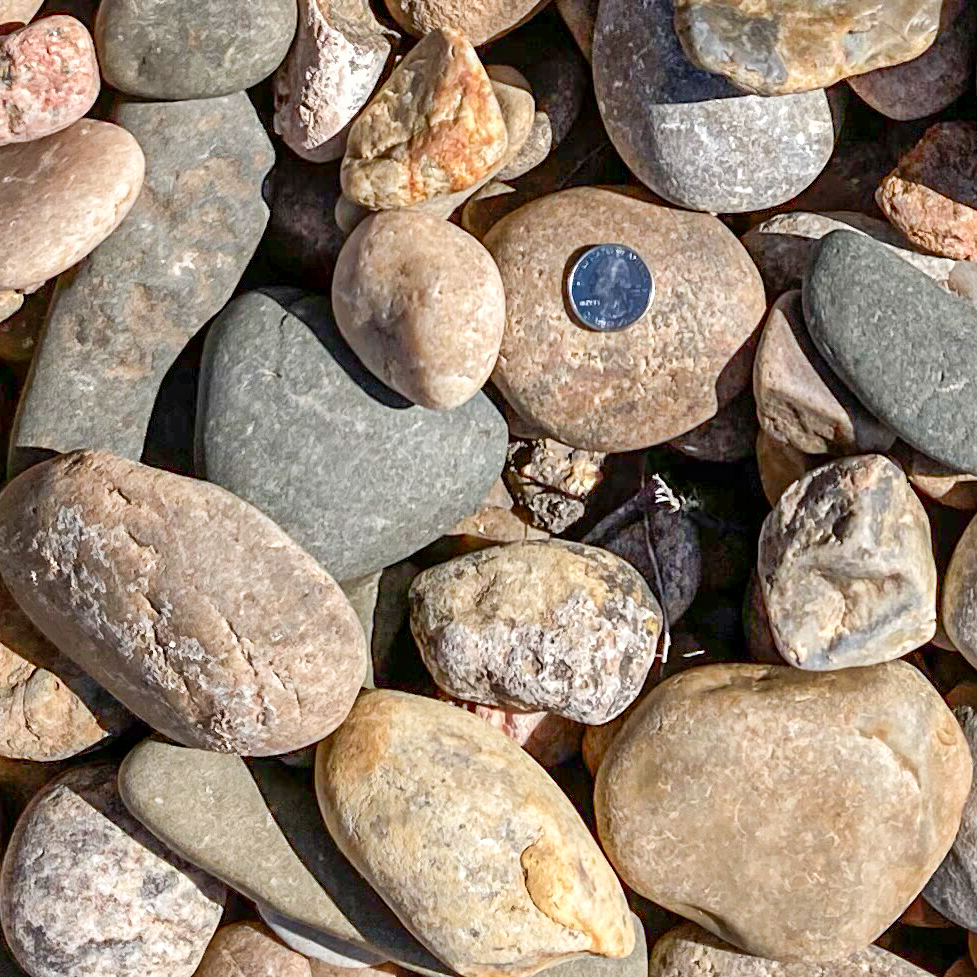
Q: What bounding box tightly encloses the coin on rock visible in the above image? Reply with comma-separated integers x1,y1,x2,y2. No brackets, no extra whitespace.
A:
567,244,653,332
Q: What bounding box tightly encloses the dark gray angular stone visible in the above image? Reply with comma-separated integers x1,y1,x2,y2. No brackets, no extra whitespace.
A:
196,289,507,581
9,94,273,480
95,0,296,99
804,229,977,475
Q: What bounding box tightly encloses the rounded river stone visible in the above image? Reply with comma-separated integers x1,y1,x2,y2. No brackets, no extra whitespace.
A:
95,0,297,99
593,0,834,213
0,763,225,977
410,541,662,723
595,661,972,961
0,451,367,756
485,187,765,451
195,922,318,977
941,514,977,670
316,690,634,977
381,0,544,45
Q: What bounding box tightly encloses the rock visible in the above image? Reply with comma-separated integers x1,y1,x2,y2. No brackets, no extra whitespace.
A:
877,123,977,262
905,449,977,510
486,67,537,180
9,94,272,476
744,569,781,665
0,16,98,146
673,0,940,96
0,451,367,755
941,515,977,670
0,291,22,324
381,0,543,45
753,291,894,455
341,30,508,211
1,763,225,977
596,661,971,961
316,690,634,977
555,0,597,61
0,0,41,22
94,0,296,99
848,2,977,120
332,212,506,410
0,285,44,363
901,894,954,928
486,187,764,451
758,455,936,670
803,230,977,474
0,119,143,291
194,922,319,977
197,290,507,581
593,0,834,213
442,506,549,556
273,0,391,164
411,541,662,723
668,389,757,462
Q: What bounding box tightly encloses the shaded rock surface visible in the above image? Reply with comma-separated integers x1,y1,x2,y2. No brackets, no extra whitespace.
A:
381,0,543,45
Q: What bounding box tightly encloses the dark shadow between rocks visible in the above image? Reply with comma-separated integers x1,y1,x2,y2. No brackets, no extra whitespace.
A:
6,446,61,483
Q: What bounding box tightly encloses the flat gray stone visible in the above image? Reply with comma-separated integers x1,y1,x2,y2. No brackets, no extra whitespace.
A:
196,289,507,581
593,0,834,213
9,94,273,480
804,229,977,475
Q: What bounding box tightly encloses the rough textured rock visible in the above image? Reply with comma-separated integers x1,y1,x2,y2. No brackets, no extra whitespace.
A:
1,763,225,977
486,187,765,451
9,94,272,477
94,0,297,99
341,30,508,210
753,291,894,455
0,451,367,755
316,690,634,977
0,17,99,146
197,289,507,581
594,0,834,213
487,67,537,180
877,123,977,262
596,661,971,961
381,0,544,45
758,455,936,670
410,541,662,723
273,0,391,163
0,119,143,291
332,212,506,409
906,449,977,510
803,230,977,475
668,389,757,462
673,0,941,96
941,516,977,670
194,923,318,977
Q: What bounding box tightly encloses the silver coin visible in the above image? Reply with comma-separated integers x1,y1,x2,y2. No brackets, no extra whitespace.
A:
567,244,654,332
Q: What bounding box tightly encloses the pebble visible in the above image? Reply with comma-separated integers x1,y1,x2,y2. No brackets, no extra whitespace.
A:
0,0,41,22
803,230,977,474
672,0,940,96
668,389,758,462
0,119,144,291
94,0,297,99
905,449,977,510
595,661,972,961
195,923,313,977
9,93,272,476
0,16,98,146
273,0,391,163
758,455,936,670
593,0,834,213
341,30,508,211
486,187,765,451
381,0,543,45
0,291,22,324
0,451,367,755
316,690,634,976
1,763,225,977
486,67,537,179
554,0,596,61
942,515,977,670
877,123,977,262
409,541,662,723
332,212,506,410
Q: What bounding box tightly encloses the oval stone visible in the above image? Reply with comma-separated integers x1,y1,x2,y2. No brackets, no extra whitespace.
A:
595,661,972,961
0,451,367,756
485,187,764,451
942,515,977,670
195,923,321,977
381,0,544,45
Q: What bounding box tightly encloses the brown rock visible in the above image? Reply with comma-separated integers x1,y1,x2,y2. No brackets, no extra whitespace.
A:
743,569,782,665
900,894,954,928
905,447,977,510
0,284,42,362
195,923,313,977
595,661,972,961
877,123,977,262
316,690,634,977
948,961,977,977
0,451,367,755
555,0,597,62
0,291,22,324
755,431,820,506
0,119,144,290
940,514,977,671
668,389,757,462
381,0,545,46
341,30,508,210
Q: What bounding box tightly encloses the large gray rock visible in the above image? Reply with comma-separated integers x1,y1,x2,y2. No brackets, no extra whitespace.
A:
196,290,507,581
804,230,977,475
10,94,273,479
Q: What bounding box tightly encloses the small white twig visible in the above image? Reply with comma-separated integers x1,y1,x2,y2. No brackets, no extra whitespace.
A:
641,468,671,666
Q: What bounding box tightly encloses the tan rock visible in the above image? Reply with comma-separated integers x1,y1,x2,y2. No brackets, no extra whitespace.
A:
381,0,546,46
332,211,506,409
341,30,508,210
0,0,40,23
0,119,145,290
0,290,22,324
316,690,634,977
595,661,972,961
940,515,977,671
196,923,312,977
755,431,819,506
0,283,42,362
877,123,977,262
905,447,977,510
486,67,537,179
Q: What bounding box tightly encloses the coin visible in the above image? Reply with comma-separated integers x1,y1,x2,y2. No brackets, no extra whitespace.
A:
567,244,654,332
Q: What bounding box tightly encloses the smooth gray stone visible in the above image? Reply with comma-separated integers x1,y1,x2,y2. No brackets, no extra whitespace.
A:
804,230,977,475
196,289,507,580
9,94,273,480
593,0,834,213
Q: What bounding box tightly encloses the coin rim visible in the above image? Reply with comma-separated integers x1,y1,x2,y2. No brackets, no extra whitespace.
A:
567,243,655,333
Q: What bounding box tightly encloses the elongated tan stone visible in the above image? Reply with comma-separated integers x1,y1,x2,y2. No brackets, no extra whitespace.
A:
381,0,545,45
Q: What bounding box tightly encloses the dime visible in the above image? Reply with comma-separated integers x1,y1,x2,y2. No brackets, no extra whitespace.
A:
567,244,653,332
